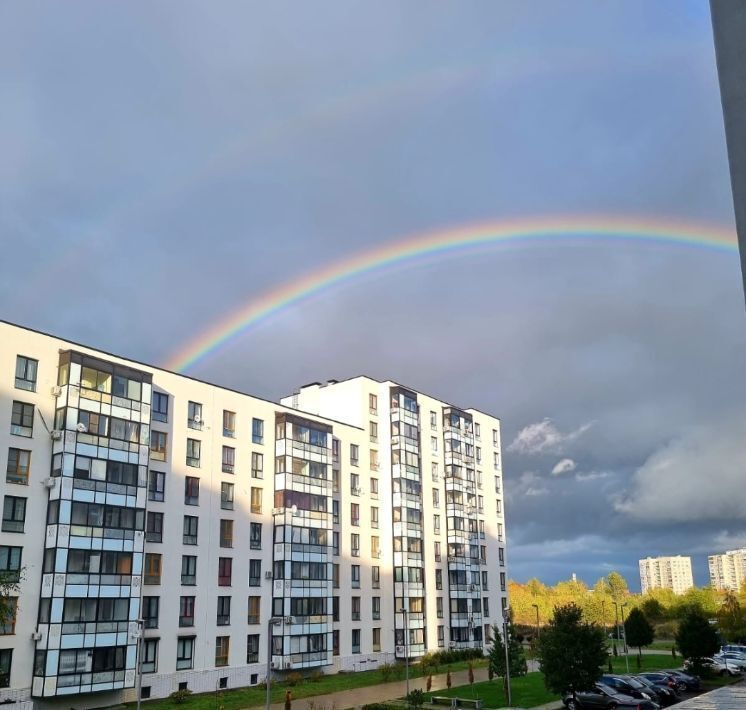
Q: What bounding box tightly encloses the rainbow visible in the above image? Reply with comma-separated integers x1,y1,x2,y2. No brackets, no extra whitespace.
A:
165,215,738,372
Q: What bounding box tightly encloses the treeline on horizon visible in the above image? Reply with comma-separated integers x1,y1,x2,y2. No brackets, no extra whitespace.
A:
509,572,745,639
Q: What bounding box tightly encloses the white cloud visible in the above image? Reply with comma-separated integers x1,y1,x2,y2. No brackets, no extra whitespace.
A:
575,471,611,482
552,458,577,475
614,417,746,523
508,418,593,455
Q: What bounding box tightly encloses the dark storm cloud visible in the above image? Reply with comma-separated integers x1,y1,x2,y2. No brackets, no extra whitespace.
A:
1,0,742,589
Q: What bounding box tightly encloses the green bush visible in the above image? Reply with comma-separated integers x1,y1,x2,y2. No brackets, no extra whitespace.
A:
285,671,304,686
310,670,324,682
407,689,425,709
168,689,193,704
427,648,484,666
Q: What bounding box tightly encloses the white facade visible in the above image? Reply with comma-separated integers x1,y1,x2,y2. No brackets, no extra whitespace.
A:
638,556,694,595
708,549,746,592
0,321,507,708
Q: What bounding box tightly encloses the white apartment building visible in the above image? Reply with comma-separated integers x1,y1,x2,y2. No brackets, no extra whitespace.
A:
639,556,694,595
708,549,746,591
0,320,507,708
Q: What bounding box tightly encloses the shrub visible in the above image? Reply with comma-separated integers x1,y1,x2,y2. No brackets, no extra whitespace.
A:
379,662,395,682
169,689,193,704
407,689,425,710
286,672,304,687
310,670,324,683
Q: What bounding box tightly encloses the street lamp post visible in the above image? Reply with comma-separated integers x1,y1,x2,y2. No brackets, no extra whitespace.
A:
620,603,630,674
400,608,410,703
266,616,293,710
601,600,606,639
531,604,540,643
503,607,512,708
612,602,620,654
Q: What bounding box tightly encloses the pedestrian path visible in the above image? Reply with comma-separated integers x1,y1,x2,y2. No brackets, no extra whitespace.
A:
243,665,559,710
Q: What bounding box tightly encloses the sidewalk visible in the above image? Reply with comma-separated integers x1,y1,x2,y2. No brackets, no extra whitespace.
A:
244,665,560,710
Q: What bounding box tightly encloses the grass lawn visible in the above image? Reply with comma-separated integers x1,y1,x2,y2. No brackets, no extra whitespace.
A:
132,659,487,710
425,674,558,709
608,653,678,673
647,641,676,652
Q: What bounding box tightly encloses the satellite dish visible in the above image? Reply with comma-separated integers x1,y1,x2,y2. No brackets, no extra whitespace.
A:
76,423,88,433
193,415,202,423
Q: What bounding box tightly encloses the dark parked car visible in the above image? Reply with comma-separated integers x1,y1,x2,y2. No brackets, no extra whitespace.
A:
601,675,659,702
562,682,660,709
663,669,700,691
638,671,683,693
633,676,677,706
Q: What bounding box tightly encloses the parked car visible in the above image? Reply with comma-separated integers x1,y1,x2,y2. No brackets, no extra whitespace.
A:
601,675,659,702
562,683,660,709
683,657,741,676
721,644,746,655
714,652,746,670
663,669,700,691
632,676,677,706
638,671,683,693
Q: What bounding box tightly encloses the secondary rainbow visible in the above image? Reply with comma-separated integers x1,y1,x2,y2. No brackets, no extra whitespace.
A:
165,215,738,372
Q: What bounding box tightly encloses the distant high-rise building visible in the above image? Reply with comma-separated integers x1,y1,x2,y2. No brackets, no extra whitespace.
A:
708,548,746,591
639,556,694,595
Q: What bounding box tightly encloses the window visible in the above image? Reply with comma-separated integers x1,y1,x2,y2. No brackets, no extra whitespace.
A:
371,506,379,529
351,503,360,527
332,531,339,556
146,512,163,543
250,523,262,550
217,597,231,626
176,636,194,670
0,598,16,634
218,557,232,586
370,477,378,498
247,634,260,663
183,515,198,545
430,411,437,429
433,514,440,535
10,401,33,438
152,392,168,423
216,483,233,512
351,564,360,588
499,547,505,566
500,572,506,591
184,476,199,505
142,639,158,674
249,559,261,586
181,555,197,585
222,446,235,474
220,519,234,548
350,444,359,466
0,649,10,688
432,462,439,481
247,596,260,624
350,473,360,495
6,448,30,485
186,439,201,468
434,541,441,562
150,431,167,461
479,520,485,539
370,421,378,442
476,447,482,464
372,565,380,588
252,418,264,444
351,596,361,621
435,569,443,590
179,596,195,627
493,451,500,470
436,597,443,618
351,533,360,557
482,571,489,589
332,500,339,525
481,545,487,563
437,625,445,647
1,496,26,533
351,629,360,654
15,356,38,392
0,547,22,583
188,401,203,430
142,597,159,629
148,470,165,502
250,487,262,514
493,429,499,446
372,596,381,620
498,523,504,542
144,553,162,585
333,563,339,589
432,489,440,508
369,393,377,414
251,452,263,479
223,410,236,438
431,436,438,452
484,597,490,616
370,449,379,470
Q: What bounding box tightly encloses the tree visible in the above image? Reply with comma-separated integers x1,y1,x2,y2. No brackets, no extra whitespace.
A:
606,572,629,601
717,592,746,642
624,608,655,658
641,598,665,624
675,608,719,675
537,603,607,704
488,622,527,679
446,670,451,689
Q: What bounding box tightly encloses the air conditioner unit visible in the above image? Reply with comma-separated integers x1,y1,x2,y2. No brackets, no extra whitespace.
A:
470,584,477,591
42,478,57,489
50,430,62,441
449,641,457,648
448,557,457,563
265,571,273,579
285,661,293,669
272,507,285,516
395,645,405,655
31,631,42,641
270,661,279,669
51,386,62,397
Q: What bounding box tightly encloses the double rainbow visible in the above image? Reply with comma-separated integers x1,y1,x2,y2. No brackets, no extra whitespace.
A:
165,215,738,372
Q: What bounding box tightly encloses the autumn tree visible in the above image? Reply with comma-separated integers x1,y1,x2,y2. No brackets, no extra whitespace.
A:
717,592,746,643
675,608,719,675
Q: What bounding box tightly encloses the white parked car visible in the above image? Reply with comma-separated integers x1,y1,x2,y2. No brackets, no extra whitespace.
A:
685,657,742,676
714,653,746,670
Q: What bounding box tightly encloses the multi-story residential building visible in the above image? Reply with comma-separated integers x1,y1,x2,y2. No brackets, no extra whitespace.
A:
638,556,694,595
0,320,507,708
708,549,746,591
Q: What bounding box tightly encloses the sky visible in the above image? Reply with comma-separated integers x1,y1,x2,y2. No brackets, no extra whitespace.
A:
1,1,744,590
